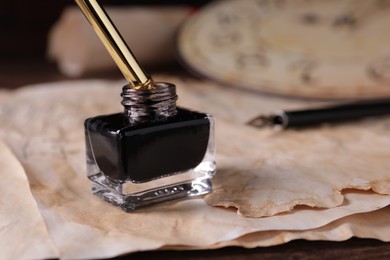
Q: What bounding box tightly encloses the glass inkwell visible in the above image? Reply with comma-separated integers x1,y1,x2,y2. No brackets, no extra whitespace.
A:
76,0,216,211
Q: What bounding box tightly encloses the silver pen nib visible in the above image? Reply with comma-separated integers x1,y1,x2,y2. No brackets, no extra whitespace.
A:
247,115,274,128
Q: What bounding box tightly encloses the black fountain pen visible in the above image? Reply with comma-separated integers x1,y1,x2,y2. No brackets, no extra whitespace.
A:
248,99,390,129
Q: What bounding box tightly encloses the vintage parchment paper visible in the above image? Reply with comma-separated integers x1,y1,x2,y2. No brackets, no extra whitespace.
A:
172,77,390,216
0,78,389,259
206,119,390,217
163,204,390,250
0,139,58,259
217,205,390,248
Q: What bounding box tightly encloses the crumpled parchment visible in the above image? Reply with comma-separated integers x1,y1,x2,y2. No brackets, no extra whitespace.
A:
170,77,390,217
2,149,390,259
221,205,390,248
0,78,389,259
205,119,390,217
0,139,58,259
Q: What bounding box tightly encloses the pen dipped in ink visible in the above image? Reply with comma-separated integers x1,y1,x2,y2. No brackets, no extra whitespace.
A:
76,0,216,211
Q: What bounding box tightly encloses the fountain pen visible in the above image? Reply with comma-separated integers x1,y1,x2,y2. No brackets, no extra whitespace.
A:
248,99,390,129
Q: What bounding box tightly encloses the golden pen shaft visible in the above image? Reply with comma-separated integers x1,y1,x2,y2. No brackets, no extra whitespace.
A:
75,0,153,89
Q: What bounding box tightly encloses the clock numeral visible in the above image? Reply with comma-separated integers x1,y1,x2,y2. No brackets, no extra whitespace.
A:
210,30,241,47
209,11,244,47
301,13,320,25
288,59,317,85
384,122,390,131
257,0,285,9
235,52,269,69
368,57,390,83
333,0,390,29
377,0,390,8
217,12,240,27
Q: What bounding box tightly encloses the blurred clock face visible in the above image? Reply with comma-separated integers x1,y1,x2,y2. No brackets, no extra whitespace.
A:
177,0,390,99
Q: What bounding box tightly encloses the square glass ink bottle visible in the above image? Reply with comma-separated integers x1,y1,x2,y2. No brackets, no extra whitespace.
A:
85,82,216,211
76,0,216,211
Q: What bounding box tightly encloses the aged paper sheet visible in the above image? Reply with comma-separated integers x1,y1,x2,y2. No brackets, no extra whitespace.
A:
0,78,389,258
0,139,58,259
170,77,390,216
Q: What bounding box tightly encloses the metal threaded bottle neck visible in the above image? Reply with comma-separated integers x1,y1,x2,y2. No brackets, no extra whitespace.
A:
121,82,178,123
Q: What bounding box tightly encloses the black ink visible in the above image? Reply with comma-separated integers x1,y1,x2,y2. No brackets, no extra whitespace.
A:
85,108,210,183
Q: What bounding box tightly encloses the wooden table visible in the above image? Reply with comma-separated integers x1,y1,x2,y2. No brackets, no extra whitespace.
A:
1,58,389,260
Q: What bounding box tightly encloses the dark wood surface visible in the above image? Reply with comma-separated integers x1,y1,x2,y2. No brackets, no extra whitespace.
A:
0,58,73,88
1,58,389,259
125,238,390,260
